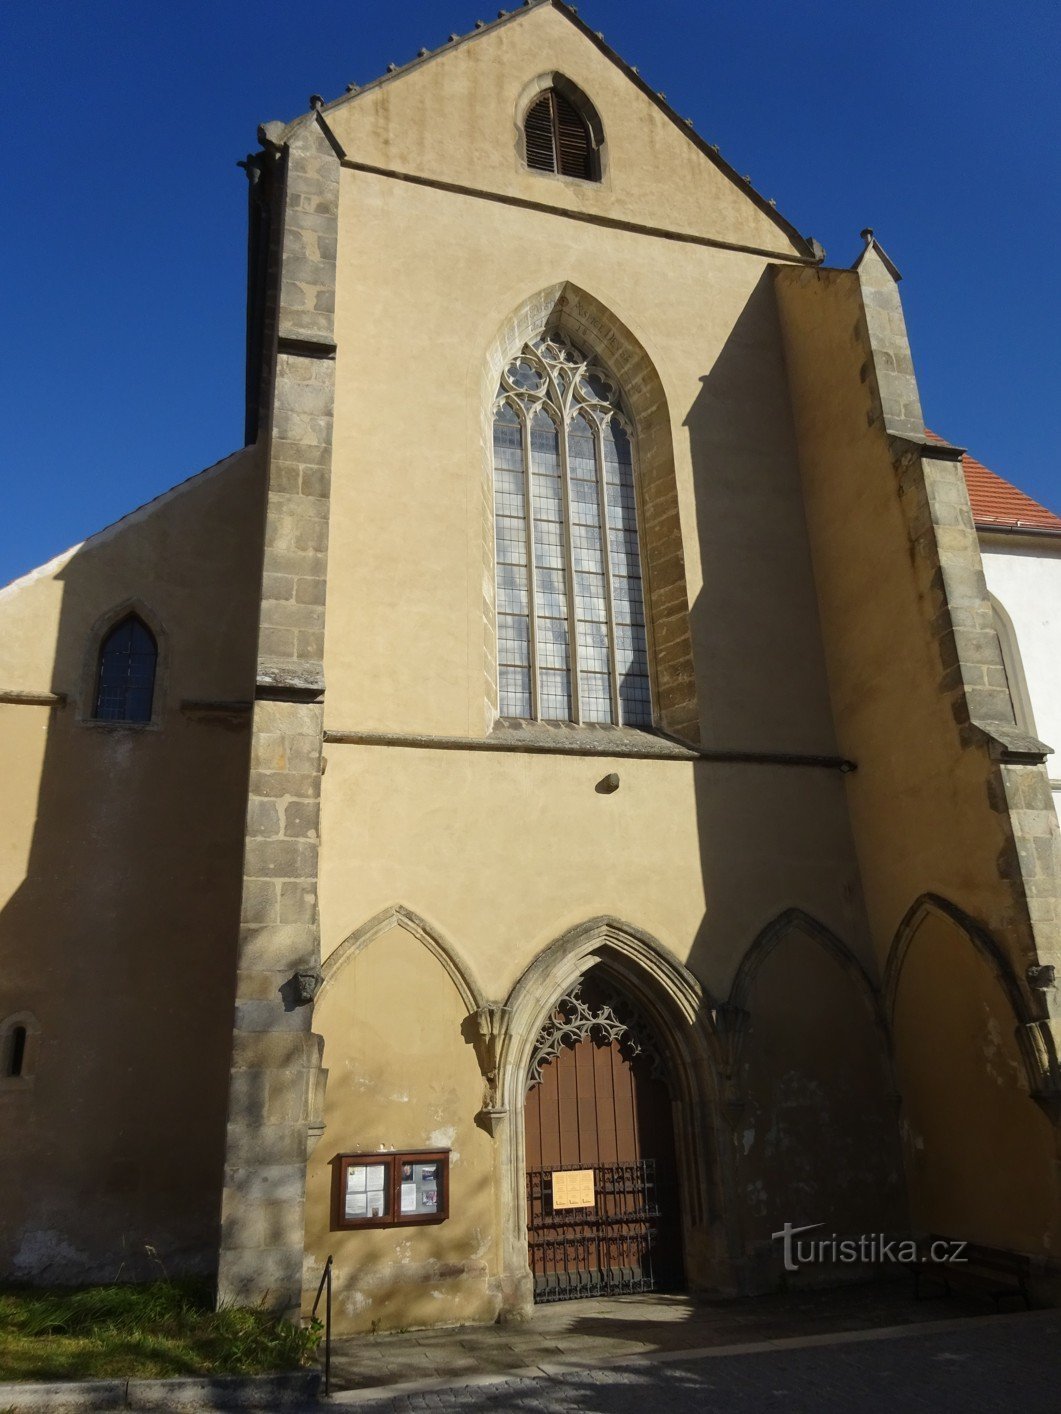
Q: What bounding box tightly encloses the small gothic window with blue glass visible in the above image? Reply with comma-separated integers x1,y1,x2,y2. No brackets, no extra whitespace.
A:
93,614,158,722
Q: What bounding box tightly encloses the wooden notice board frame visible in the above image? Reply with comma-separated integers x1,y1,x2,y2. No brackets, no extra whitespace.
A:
333,1149,449,1231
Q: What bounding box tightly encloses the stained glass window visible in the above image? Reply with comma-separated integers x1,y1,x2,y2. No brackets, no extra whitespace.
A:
492,336,651,726
93,614,158,722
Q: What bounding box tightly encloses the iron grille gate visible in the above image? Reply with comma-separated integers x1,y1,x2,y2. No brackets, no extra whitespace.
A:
527,1159,662,1302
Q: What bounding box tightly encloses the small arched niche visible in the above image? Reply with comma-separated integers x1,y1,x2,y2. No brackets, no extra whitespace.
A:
1,1011,40,1086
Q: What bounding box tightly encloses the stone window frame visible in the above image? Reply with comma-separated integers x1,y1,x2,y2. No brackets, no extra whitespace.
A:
0,1010,40,1090
78,599,168,731
481,284,699,742
514,74,607,186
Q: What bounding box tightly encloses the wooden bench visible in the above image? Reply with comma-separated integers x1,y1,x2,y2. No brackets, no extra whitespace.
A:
913,1235,1032,1309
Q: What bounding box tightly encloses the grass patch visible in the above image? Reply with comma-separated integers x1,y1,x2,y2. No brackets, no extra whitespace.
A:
0,1279,320,1383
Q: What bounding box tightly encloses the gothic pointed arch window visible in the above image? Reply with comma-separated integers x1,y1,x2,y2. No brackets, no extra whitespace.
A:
492,334,650,725
93,613,158,722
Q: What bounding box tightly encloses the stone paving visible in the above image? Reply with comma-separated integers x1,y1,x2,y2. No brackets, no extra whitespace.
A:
328,1308,1061,1413
327,1282,991,1393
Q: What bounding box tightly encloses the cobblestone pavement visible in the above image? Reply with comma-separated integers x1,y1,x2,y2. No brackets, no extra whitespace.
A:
329,1309,1061,1413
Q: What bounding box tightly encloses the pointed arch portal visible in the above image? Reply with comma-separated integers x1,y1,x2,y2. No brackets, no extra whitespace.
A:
490,917,738,1313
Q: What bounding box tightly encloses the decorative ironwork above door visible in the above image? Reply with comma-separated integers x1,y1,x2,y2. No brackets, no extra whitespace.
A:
527,982,667,1090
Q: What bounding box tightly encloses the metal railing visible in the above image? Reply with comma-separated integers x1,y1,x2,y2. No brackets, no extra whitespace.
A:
311,1253,333,1397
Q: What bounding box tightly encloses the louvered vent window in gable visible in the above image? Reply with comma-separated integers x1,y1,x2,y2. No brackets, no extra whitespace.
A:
524,90,596,181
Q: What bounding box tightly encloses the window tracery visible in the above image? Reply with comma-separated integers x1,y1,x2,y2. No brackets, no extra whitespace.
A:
492,334,651,725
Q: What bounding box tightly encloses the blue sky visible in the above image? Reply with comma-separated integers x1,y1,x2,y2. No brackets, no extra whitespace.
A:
2,0,1058,584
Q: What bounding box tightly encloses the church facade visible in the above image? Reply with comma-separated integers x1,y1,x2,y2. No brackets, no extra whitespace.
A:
2,0,1060,1334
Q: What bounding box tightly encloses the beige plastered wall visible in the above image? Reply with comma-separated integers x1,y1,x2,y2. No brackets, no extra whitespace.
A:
893,909,1059,1255
774,267,1016,940
302,10,888,1329
0,448,264,1281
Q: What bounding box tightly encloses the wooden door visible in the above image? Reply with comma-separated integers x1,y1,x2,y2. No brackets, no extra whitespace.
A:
524,979,683,1301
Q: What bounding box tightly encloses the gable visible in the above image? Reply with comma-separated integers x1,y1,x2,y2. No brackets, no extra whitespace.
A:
306,2,810,261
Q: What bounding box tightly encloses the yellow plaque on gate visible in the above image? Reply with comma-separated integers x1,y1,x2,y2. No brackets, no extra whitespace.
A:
553,1169,595,1209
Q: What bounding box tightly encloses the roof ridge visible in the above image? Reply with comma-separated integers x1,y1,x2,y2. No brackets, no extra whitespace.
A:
275,0,817,260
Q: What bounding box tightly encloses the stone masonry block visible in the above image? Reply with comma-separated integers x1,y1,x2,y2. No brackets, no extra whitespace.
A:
233,997,312,1034
965,687,1017,723
296,629,325,660
231,1032,318,1071
249,770,322,800
270,407,333,450
284,801,320,840
273,440,330,468
261,599,324,631
940,564,990,607
224,1119,309,1167
246,798,281,839
216,1246,305,1309
269,462,302,495
279,307,335,342
250,734,287,773
236,923,318,973
258,626,297,659
279,255,334,287
268,489,330,525
262,573,295,602
300,467,330,499
280,881,318,925
243,837,317,881
235,967,290,1003
226,1068,269,1120
273,372,336,419
935,525,981,558
266,1070,314,1126
240,879,279,926
221,1196,307,1254
295,577,327,606
262,548,326,580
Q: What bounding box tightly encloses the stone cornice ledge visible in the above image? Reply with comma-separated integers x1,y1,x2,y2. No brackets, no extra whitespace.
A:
323,723,855,770
971,722,1054,765
889,433,966,462
0,689,67,707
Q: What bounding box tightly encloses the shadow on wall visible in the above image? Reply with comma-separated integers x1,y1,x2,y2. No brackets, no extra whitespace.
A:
0,455,264,1284
664,267,1059,1279
673,269,907,1281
